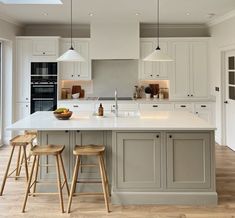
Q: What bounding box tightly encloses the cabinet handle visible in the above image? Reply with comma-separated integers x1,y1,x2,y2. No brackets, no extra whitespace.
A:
180,105,186,108
157,75,159,77
78,75,80,77
65,130,69,133
187,94,190,97
156,135,159,138
26,105,28,107
224,101,228,104
150,74,153,77
43,52,45,55
26,98,28,100
76,130,80,133
201,105,206,108
71,75,74,77
195,112,198,114
169,135,172,138
153,105,158,108
191,94,193,97
73,105,79,108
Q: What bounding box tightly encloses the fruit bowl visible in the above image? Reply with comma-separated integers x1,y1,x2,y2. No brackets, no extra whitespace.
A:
53,111,73,120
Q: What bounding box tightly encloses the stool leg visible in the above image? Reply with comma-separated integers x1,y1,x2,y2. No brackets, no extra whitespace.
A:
55,154,64,213
32,155,40,196
0,146,16,196
15,146,22,180
18,149,25,177
58,154,69,196
98,155,110,213
23,145,29,181
22,155,37,213
67,155,80,213
100,155,111,197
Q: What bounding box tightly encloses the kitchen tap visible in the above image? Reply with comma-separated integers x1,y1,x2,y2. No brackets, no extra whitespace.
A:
114,89,118,117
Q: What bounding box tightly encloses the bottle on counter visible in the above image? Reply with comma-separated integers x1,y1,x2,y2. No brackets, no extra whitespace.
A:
159,88,164,99
98,103,104,116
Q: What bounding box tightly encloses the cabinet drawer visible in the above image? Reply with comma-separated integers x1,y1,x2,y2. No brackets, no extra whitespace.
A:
174,103,193,112
95,103,138,112
194,103,211,111
139,103,173,111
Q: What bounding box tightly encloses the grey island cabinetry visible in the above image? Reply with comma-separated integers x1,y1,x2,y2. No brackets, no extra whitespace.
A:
7,111,217,205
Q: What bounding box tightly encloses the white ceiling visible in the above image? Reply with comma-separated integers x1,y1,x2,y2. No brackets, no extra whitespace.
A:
0,0,235,25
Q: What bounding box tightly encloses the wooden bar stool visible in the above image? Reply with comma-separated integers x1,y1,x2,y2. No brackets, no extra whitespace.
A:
67,145,110,213
0,134,36,196
22,144,69,213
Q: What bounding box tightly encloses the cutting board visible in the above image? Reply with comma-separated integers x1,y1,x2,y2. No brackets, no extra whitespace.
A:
72,86,81,95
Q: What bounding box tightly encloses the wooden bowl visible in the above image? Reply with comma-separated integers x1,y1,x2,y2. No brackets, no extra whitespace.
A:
54,111,73,120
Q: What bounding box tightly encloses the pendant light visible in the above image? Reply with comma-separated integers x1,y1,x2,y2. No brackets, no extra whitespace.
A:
57,0,85,62
143,0,173,62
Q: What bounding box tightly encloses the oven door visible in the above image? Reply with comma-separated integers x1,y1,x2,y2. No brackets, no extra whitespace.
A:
31,98,57,114
31,62,57,75
31,84,57,99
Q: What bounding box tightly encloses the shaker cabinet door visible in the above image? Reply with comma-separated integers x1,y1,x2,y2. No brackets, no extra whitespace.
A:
166,132,211,189
114,132,162,191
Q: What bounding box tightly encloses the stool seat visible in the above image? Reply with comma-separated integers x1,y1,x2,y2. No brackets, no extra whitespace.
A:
10,135,36,146
73,145,105,155
31,145,65,155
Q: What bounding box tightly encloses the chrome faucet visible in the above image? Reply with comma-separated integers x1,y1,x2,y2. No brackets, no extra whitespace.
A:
114,89,118,117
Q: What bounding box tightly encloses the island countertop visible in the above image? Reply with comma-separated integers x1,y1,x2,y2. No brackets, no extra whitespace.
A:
7,111,216,131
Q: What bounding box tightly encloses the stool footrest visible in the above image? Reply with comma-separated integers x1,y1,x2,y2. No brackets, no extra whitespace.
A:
29,192,59,196
77,180,102,184
73,192,104,196
80,164,98,167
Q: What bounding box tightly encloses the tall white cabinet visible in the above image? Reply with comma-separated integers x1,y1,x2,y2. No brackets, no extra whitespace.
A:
170,39,208,99
139,38,209,99
15,37,60,122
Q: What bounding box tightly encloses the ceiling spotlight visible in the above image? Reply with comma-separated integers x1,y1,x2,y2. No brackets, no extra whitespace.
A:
186,12,190,16
135,12,140,16
89,13,94,17
42,12,48,16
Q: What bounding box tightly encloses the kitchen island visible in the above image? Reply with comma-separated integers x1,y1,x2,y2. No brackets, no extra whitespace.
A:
7,111,217,205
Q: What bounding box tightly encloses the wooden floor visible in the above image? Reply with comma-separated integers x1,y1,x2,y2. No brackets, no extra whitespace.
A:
1,145,235,218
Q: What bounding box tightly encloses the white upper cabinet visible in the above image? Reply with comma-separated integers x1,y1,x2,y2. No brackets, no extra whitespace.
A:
139,38,169,80
169,39,208,99
32,37,59,56
16,38,32,103
59,39,91,80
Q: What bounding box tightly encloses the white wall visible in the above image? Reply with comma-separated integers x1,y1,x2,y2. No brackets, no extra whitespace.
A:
0,18,22,145
209,16,235,144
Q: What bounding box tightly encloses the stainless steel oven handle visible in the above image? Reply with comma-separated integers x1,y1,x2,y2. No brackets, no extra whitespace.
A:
32,98,54,101
32,85,55,87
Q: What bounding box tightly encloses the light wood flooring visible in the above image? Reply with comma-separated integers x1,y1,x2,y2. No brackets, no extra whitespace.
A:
0,144,235,218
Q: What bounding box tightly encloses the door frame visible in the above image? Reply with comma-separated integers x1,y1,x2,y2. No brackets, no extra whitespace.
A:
220,44,235,146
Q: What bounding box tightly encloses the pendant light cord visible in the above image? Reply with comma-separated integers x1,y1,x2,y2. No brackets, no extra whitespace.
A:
70,0,73,49
157,0,160,50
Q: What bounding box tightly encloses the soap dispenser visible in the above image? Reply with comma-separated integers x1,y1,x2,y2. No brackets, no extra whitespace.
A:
98,103,104,116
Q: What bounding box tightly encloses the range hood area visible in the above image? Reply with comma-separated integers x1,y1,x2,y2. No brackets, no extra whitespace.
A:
90,22,140,60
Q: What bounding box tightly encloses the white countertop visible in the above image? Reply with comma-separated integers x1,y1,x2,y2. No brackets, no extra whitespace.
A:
7,111,216,131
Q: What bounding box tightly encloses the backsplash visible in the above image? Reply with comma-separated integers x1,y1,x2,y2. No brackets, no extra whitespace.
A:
59,60,169,99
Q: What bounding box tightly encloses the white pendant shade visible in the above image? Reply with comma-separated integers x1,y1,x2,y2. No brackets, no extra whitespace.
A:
143,48,174,62
57,48,85,62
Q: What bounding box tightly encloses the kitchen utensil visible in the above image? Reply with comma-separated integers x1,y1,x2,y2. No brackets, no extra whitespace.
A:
72,85,81,95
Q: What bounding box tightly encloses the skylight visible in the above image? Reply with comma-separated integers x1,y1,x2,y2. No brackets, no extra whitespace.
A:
0,0,62,4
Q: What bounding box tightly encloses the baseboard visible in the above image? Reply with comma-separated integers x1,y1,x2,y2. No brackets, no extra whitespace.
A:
111,191,218,205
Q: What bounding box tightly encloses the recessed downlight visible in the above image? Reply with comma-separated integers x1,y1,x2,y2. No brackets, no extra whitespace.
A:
42,12,48,16
186,12,190,16
135,12,140,16
89,13,94,17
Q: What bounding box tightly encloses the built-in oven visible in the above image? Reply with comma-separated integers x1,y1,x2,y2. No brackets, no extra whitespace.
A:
30,62,58,114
